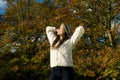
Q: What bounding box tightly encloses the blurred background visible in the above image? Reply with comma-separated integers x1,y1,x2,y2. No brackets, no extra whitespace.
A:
0,0,120,80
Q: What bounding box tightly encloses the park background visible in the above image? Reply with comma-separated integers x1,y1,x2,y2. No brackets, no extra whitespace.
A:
0,0,120,80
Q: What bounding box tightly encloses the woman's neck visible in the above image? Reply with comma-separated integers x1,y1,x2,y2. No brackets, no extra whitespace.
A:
60,35,64,40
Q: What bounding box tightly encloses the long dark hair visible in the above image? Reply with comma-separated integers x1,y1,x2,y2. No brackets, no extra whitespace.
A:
52,32,69,48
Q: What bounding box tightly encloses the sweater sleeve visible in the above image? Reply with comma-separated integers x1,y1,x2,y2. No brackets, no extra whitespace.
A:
46,26,56,45
70,26,85,48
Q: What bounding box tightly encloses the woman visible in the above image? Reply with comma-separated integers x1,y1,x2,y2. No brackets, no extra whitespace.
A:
46,23,85,80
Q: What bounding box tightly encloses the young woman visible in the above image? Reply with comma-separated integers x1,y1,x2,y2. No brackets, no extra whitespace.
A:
46,23,85,80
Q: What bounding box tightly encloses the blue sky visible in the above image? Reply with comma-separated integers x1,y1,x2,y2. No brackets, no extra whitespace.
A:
36,0,44,2
0,0,43,14
0,0,7,14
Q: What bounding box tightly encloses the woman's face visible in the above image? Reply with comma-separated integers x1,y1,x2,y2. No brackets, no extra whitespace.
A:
57,26,65,36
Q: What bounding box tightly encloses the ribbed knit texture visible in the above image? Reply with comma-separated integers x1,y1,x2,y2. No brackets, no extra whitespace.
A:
46,26,85,68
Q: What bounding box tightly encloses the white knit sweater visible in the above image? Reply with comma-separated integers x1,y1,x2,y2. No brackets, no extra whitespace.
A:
46,26,85,68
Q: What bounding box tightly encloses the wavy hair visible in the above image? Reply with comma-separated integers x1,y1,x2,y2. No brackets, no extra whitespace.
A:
52,32,69,48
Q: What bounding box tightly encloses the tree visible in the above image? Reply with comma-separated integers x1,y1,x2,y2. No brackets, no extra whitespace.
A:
0,0,120,80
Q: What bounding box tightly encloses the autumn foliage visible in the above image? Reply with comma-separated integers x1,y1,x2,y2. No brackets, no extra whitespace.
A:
0,0,120,80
